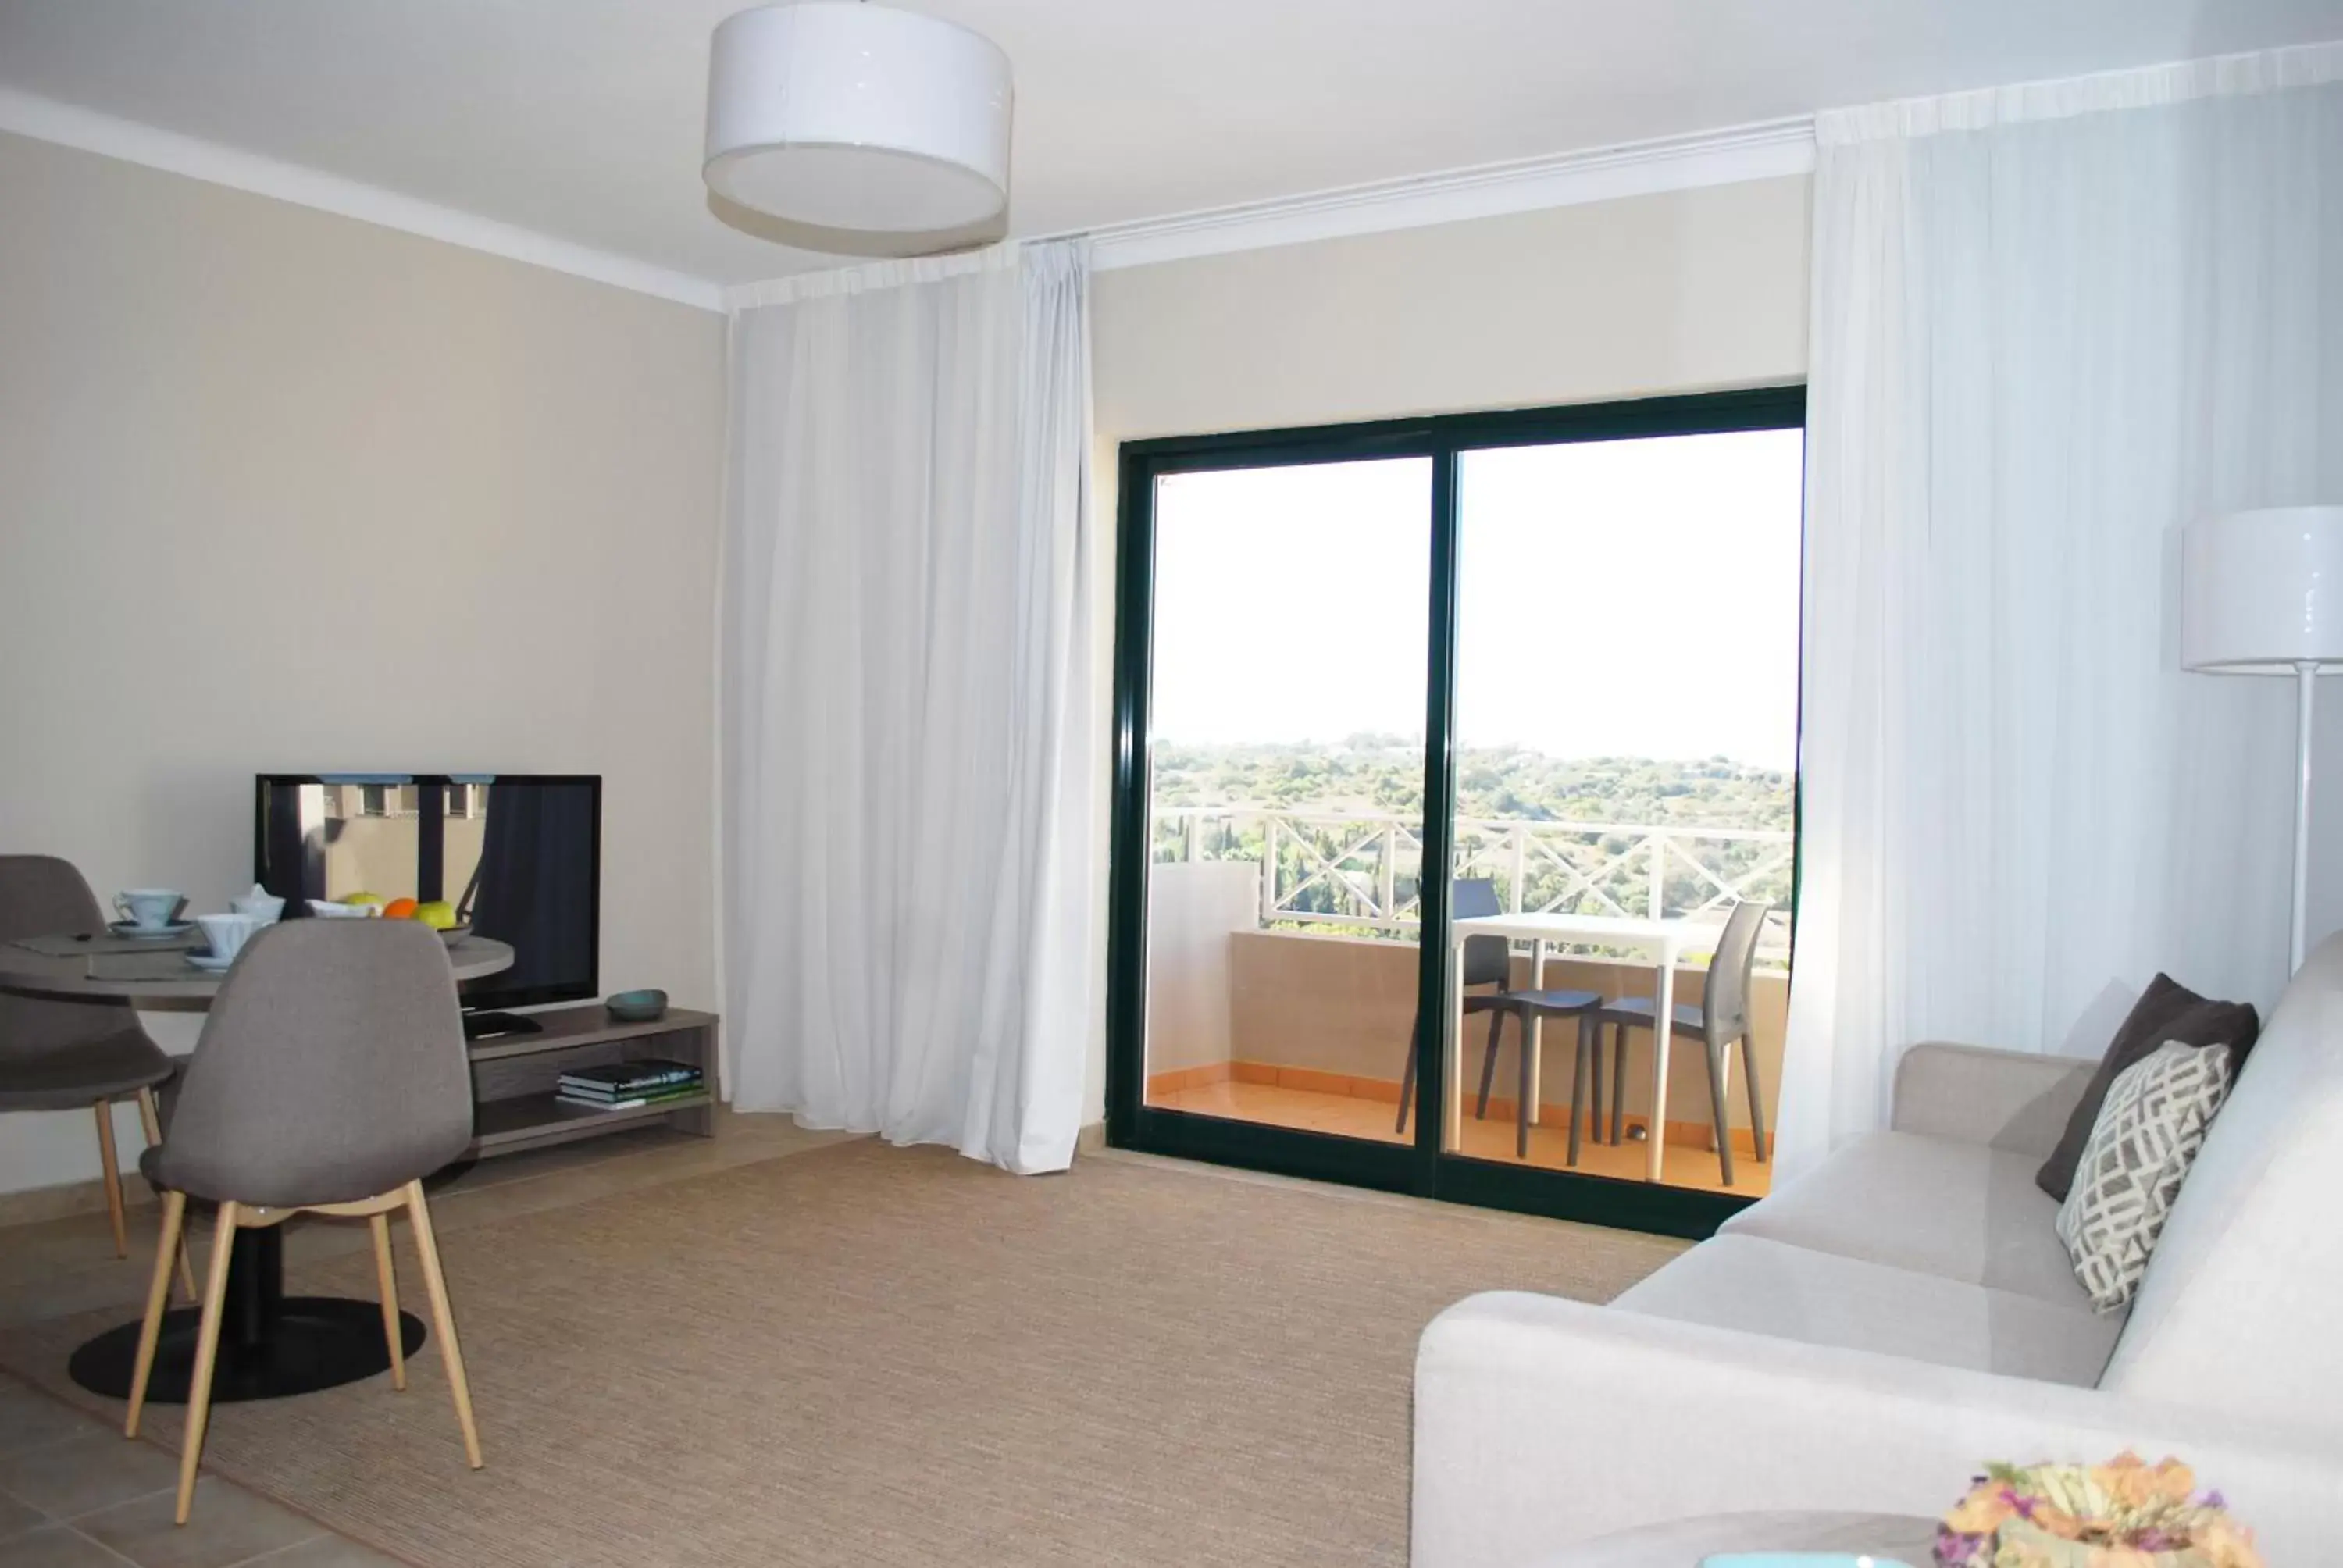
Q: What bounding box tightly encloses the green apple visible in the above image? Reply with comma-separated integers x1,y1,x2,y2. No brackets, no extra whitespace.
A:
341,891,385,907
414,900,458,931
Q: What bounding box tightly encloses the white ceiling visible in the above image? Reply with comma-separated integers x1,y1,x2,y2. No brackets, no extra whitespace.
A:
1,0,2336,288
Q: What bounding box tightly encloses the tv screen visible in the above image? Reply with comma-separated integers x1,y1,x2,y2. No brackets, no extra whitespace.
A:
254,774,601,1014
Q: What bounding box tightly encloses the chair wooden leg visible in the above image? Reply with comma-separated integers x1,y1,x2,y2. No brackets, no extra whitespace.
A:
371,1213,406,1392
93,1100,127,1256
1474,1010,1504,1120
125,1190,186,1439
176,1199,240,1524
1703,1038,1735,1188
134,1089,196,1301
1740,1030,1770,1163
404,1183,482,1469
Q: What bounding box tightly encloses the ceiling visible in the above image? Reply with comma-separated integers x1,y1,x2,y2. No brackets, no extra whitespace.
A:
1,0,2336,287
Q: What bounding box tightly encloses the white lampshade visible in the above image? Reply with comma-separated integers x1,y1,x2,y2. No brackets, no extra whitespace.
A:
704,3,1012,239
2181,506,2343,672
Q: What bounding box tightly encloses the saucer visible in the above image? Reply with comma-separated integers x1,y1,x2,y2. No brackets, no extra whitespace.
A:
110,921,194,940
184,952,235,972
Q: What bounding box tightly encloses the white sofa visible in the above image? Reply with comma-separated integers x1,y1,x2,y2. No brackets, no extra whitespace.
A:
1414,935,2343,1566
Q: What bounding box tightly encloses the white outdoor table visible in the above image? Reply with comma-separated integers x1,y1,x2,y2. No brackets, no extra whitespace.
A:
1450,912,1692,1181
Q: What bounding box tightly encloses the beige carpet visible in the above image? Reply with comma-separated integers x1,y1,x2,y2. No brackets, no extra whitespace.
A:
0,1142,1681,1567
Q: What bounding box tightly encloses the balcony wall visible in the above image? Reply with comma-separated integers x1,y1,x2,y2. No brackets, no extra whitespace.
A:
1144,862,1255,1073
1145,863,1787,1138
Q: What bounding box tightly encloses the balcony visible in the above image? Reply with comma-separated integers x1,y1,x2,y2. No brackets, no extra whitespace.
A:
1143,807,1792,1195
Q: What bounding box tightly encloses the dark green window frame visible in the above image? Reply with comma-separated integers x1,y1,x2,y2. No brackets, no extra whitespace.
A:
1106,385,1807,1239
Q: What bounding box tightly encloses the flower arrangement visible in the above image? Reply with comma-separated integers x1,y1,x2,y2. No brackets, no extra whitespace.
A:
1932,1454,2262,1567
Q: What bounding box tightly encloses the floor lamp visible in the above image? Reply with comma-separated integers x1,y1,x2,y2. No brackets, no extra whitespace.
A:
2181,505,2343,975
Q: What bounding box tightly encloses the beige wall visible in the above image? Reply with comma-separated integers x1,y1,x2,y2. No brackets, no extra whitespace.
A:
0,131,725,1196
1083,176,1813,1124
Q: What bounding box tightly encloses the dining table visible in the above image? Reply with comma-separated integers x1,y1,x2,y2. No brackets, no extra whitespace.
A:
1447,911,1691,1181
0,927,512,1406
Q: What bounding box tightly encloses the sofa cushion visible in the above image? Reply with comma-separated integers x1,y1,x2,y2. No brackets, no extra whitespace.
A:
2056,1040,2234,1313
1719,1131,2088,1307
1614,1235,2122,1385
2100,943,2343,1433
2035,973,2259,1202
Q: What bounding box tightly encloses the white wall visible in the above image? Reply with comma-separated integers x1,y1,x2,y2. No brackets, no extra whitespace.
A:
0,131,725,1196
1143,862,1256,1074
1082,176,1814,1123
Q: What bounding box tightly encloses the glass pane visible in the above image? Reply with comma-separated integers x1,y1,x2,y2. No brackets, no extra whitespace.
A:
1143,458,1431,1145
1441,429,1803,1193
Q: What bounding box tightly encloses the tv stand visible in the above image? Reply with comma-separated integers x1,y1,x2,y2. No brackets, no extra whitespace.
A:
464,1003,716,1158
462,1010,544,1041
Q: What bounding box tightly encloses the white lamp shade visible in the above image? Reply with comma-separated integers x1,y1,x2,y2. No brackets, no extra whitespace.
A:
2181,506,2343,672
704,3,1012,237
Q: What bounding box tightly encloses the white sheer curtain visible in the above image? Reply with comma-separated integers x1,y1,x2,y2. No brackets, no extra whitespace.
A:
719,241,1095,1174
1778,45,2343,1180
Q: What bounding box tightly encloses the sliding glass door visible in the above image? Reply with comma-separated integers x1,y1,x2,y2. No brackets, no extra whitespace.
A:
1139,458,1432,1154
1107,390,1806,1236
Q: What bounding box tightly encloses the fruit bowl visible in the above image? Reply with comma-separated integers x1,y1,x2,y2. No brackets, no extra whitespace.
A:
437,925,473,946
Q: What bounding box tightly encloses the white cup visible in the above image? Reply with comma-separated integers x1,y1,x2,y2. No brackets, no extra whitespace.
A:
195,912,265,964
230,891,286,923
114,889,184,929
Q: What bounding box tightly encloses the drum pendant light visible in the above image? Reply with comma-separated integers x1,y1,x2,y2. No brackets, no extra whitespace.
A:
704,2,1014,252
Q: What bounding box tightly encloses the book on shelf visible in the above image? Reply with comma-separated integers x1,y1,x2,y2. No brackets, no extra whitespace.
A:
557,1072,702,1096
556,1083,704,1112
556,1059,701,1093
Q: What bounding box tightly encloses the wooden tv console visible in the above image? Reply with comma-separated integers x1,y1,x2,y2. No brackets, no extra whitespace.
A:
463,1002,718,1158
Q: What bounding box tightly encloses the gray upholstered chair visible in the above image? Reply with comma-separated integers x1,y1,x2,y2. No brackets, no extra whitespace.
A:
1592,898,1771,1185
0,855,188,1278
125,918,484,1523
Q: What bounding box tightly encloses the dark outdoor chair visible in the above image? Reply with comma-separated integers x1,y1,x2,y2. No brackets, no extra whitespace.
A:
127,918,485,1523
1397,878,1603,1160
1593,897,1771,1185
0,855,187,1282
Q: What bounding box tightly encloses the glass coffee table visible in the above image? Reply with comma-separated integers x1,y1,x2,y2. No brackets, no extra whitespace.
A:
1543,1511,1939,1566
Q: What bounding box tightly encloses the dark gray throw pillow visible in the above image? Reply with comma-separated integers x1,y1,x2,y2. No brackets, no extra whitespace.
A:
2033,973,2259,1202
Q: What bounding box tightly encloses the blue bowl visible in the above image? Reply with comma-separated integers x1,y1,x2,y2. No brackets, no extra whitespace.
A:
604,988,669,1024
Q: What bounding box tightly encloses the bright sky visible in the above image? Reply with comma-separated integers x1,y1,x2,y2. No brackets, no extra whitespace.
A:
1148,428,1805,769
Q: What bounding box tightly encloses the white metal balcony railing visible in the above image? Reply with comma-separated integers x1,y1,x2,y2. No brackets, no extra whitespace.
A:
1151,806,1794,962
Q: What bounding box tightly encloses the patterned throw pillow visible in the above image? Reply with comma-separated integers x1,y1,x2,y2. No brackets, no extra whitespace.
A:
2055,1039,2233,1314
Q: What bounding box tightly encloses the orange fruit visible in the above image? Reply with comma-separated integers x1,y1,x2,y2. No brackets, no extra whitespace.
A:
382,897,419,920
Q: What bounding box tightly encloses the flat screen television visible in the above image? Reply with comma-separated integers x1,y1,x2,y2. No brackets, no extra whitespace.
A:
254,774,601,1032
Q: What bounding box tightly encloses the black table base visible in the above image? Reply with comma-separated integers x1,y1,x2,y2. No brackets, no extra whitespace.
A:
68,1224,426,1406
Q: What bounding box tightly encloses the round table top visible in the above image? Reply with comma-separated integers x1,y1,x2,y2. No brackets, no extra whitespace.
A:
1544,1511,1939,1566
0,932,513,1002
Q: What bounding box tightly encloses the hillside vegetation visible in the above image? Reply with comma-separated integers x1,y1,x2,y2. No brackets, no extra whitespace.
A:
1150,737,1791,830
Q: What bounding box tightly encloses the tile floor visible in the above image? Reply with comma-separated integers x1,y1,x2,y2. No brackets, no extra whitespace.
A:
0,1109,850,1567
1150,1078,1771,1196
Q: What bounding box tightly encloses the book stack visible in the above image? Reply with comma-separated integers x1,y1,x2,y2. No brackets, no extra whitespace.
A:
556,1058,704,1111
